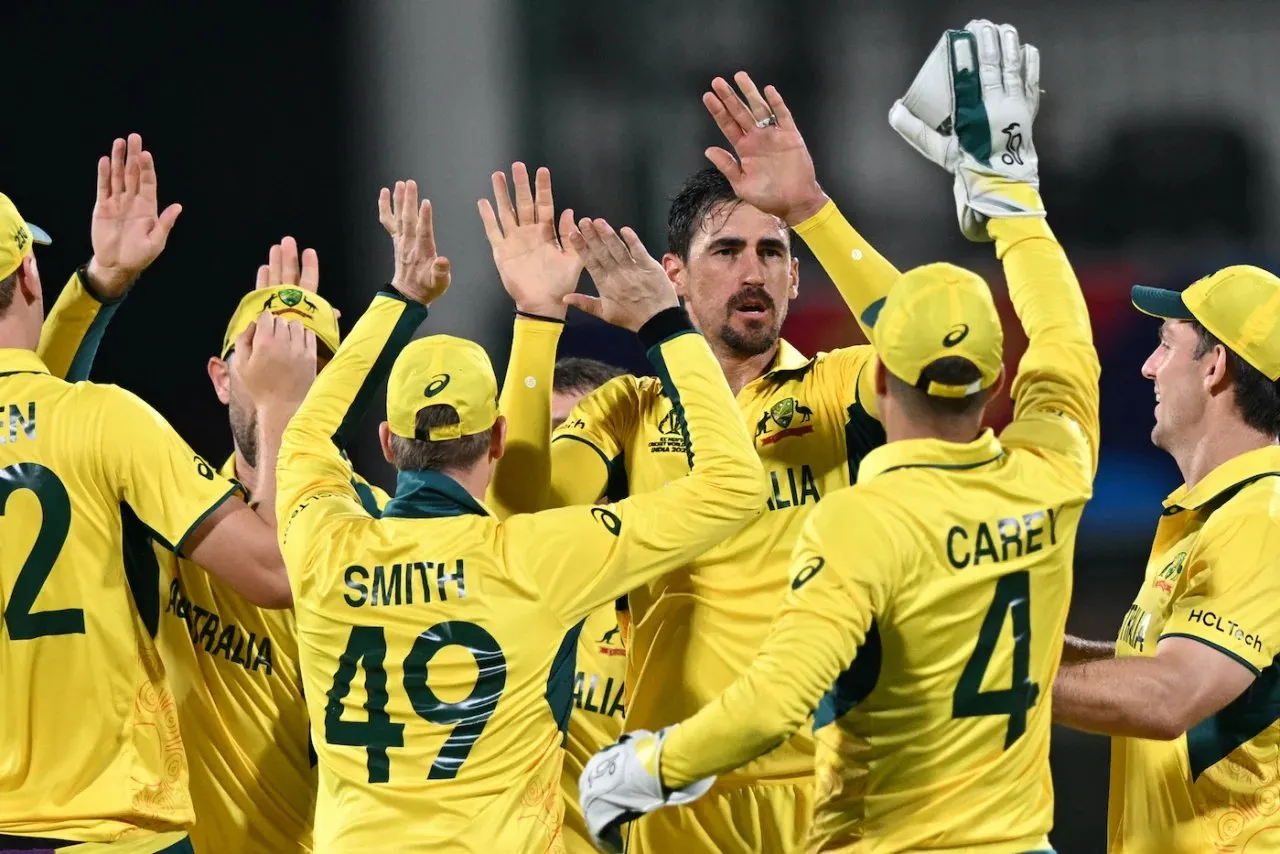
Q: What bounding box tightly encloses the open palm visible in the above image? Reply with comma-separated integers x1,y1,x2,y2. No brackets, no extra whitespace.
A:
480,163,582,318
703,73,826,225
89,134,182,297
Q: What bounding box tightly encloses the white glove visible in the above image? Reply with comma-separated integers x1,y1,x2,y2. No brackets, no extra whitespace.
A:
888,19,1043,242
579,727,715,853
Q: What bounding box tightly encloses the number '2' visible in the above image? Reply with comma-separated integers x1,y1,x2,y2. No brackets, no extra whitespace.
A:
1,463,82,640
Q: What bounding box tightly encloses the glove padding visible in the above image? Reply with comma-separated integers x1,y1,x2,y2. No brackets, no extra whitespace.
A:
888,19,1043,242
579,727,715,853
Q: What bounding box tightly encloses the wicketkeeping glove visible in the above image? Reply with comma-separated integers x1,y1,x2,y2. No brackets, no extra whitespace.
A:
579,727,715,853
888,19,1044,242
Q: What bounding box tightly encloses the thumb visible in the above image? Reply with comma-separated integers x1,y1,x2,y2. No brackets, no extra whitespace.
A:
888,100,953,167
430,256,451,292
562,293,604,320
704,147,743,184
152,202,183,245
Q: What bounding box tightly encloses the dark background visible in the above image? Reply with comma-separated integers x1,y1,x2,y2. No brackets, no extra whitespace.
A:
11,1,1279,849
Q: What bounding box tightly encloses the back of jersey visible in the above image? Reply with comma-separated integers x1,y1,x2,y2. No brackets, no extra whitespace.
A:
296,498,581,854
810,439,1086,853
0,354,241,843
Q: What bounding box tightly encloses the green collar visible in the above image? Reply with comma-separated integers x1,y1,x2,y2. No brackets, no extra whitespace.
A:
381,469,489,519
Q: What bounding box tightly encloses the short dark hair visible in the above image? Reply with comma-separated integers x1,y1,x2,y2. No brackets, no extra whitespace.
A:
0,269,19,315
553,357,626,395
667,167,791,261
886,356,992,419
388,404,492,472
1191,322,1280,436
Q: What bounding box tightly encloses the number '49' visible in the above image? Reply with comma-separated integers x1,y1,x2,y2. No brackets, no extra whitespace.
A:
324,620,507,782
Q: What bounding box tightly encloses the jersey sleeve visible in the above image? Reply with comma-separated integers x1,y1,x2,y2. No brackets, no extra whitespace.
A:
660,496,899,787
486,315,564,518
93,385,244,555
792,200,901,343
991,200,1101,484
36,269,125,382
543,374,641,507
1161,514,1280,674
509,309,767,624
276,291,428,579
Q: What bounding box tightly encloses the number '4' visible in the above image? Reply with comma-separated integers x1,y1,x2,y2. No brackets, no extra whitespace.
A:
952,570,1040,749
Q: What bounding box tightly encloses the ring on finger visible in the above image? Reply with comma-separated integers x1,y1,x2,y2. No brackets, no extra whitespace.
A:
755,114,779,129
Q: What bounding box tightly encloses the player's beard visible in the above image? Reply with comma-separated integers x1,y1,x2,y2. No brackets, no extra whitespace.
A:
716,286,783,357
229,396,259,470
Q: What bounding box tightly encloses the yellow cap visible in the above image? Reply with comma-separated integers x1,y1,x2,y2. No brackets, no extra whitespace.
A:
221,285,341,359
386,335,499,440
861,262,1004,398
0,194,52,279
1132,265,1280,381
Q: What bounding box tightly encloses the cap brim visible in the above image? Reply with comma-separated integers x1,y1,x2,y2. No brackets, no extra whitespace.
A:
26,223,51,245
1131,285,1193,320
860,297,887,328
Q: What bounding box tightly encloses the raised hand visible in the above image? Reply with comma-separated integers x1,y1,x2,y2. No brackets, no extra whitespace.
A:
378,180,451,306
87,133,183,298
564,219,678,333
479,163,581,320
230,314,317,410
703,72,828,226
254,236,320,292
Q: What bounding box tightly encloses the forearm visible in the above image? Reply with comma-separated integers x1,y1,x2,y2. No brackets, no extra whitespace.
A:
487,315,563,516
252,403,301,529
661,609,852,787
1053,656,1183,740
793,200,900,341
36,267,124,381
1061,634,1116,664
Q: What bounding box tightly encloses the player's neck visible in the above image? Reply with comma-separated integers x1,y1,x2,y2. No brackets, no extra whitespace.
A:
713,342,779,397
233,448,258,496
440,463,490,504
1175,418,1278,490
0,314,39,353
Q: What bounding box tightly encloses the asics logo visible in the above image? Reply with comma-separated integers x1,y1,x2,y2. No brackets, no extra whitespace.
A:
424,374,451,397
792,556,825,589
1001,122,1025,167
942,324,970,347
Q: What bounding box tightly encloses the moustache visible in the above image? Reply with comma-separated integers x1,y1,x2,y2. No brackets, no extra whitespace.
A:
726,287,776,313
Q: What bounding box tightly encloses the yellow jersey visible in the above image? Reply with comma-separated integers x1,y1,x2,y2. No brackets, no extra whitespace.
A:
497,202,898,796
0,347,241,847
660,215,1101,854
275,294,766,853
155,456,388,854
1108,445,1280,854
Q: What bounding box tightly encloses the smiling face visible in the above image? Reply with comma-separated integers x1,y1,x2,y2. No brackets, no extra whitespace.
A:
665,200,799,358
1142,319,1211,451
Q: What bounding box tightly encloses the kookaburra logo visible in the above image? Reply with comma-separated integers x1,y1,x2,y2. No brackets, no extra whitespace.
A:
1001,122,1025,167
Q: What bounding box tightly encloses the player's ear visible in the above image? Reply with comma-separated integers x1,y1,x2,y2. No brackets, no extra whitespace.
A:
490,415,508,462
378,421,395,466
989,364,1007,401
874,357,889,397
662,252,690,300
208,356,232,404
17,254,40,305
789,256,800,300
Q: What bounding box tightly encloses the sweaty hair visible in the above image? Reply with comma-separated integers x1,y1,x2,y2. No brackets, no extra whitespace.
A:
0,269,19,314
388,404,492,472
1191,322,1280,437
666,167,792,261
886,356,992,419
553,357,625,395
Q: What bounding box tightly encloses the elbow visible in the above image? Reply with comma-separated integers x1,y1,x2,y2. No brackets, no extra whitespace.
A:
248,560,294,610
719,459,770,514
1143,708,1190,742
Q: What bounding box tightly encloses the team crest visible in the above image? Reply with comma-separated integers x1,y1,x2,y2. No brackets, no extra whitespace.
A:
756,397,815,446
263,287,319,317
1151,551,1187,595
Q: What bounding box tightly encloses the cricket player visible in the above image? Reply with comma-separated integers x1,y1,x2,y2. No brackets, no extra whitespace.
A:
1053,265,1280,853
580,20,1100,854
491,75,901,853
271,180,765,853
473,162,634,852
0,134,294,853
